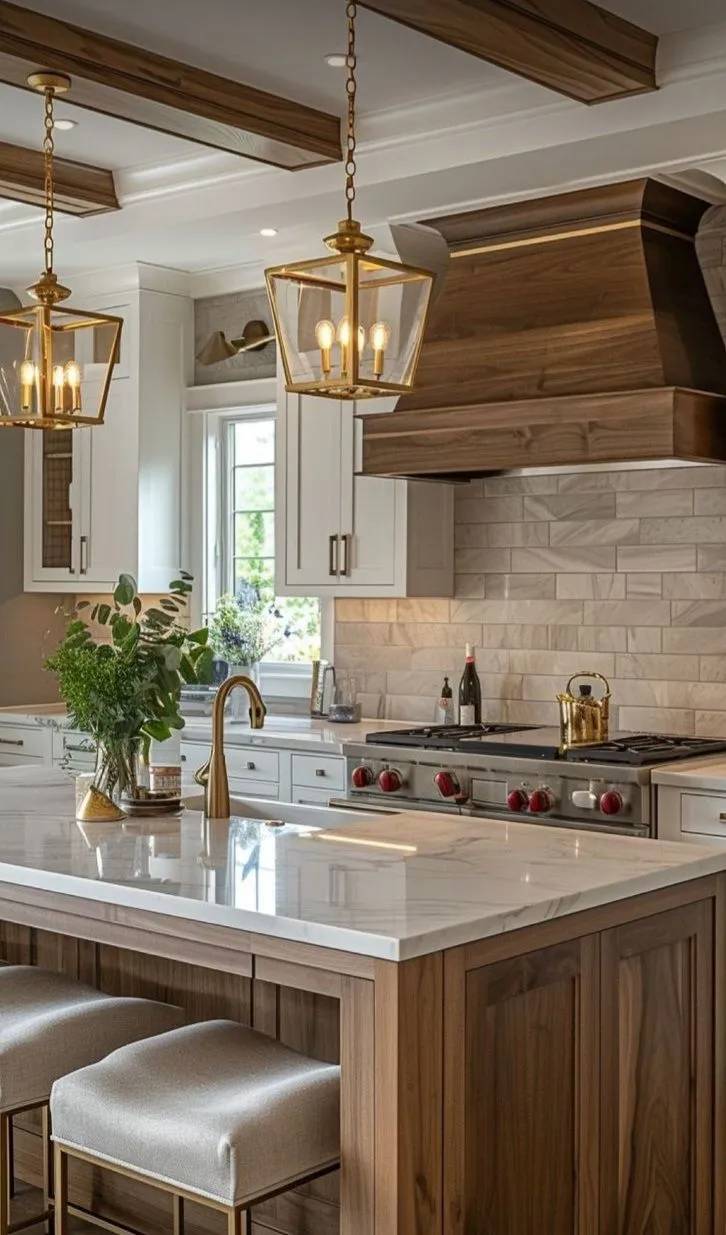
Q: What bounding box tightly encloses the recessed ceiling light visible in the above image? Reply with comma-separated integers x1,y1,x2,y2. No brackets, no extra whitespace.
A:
260,227,278,237
324,53,347,67
53,118,77,131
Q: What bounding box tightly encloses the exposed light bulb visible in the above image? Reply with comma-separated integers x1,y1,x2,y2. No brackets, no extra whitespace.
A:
337,316,365,375
260,227,278,237
53,118,77,132
315,319,335,376
20,360,36,412
370,320,391,377
52,365,65,414
64,360,81,412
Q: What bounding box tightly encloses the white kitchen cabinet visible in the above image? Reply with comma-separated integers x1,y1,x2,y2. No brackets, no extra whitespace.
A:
25,283,192,593
0,721,52,767
658,784,726,845
276,378,454,597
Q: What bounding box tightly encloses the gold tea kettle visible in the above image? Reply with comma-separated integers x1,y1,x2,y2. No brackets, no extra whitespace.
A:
557,672,611,748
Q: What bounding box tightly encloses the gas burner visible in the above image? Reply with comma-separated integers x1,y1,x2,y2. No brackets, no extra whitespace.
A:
566,734,726,767
365,723,542,750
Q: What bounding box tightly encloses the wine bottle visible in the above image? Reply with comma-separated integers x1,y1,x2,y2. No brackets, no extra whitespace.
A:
458,644,482,726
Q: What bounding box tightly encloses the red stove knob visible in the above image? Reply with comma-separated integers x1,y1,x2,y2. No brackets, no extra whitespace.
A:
507,788,529,813
600,790,623,816
378,769,403,794
434,770,459,799
528,788,553,815
351,765,373,789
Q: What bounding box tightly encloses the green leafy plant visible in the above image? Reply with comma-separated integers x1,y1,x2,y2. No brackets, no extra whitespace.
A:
208,583,290,666
46,573,214,794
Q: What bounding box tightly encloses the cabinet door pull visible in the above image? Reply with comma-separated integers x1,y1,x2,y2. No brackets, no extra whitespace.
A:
719,813,726,821
245,760,256,771
315,768,326,778
328,534,339,577
0,738,23,747
340,533,352,577
79,535,88,576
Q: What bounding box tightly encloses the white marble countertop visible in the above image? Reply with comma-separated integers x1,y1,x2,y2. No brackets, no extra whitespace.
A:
1,768,726,961
652,756,726,791
179,715,404,754
0,706,400,754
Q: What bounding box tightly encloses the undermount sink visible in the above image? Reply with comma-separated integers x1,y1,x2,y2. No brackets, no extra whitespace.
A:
183,793,392,828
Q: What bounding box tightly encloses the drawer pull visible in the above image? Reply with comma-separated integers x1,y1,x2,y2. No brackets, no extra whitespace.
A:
315,768,326,778
181,754,187,763
719,813,726,821
64,743,94,755
0,738,23,747
246,761,256,771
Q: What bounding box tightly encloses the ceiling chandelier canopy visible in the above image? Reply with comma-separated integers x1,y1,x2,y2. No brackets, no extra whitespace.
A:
265,2,434,401
0,73,122,430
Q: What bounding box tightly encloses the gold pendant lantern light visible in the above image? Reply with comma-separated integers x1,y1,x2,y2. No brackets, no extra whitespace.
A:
265,2,434,400
0,73,122,429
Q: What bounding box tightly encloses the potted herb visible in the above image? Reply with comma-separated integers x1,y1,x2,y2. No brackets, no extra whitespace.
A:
46,572,214,805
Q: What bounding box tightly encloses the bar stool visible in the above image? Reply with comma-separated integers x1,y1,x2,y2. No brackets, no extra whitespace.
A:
51,1020,341,1235
0,965,184,1235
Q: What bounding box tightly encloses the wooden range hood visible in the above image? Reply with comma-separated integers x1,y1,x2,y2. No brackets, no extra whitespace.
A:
360,179,726,478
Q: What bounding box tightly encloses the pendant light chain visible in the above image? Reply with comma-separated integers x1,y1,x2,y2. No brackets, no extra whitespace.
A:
344,0,357,222
42,86,56,277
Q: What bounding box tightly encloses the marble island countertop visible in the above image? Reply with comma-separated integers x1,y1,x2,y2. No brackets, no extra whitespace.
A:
1,769,726,961
0,705,400,754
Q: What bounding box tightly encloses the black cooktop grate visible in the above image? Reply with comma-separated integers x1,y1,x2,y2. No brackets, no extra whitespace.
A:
365,723,541,750
565,734,726,766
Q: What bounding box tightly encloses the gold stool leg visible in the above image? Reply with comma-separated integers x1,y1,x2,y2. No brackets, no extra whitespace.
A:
41,1107,52,1224
52,1146,67,1235
226,1209,243,1235
0,1114,11,1235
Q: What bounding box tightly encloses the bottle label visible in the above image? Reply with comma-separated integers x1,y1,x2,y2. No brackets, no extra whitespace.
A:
459,704,476,726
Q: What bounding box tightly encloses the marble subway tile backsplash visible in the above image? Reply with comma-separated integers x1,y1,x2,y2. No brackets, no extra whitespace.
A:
334,465,726,731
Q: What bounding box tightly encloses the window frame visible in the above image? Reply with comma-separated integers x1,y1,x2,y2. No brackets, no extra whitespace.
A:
199,401,330,701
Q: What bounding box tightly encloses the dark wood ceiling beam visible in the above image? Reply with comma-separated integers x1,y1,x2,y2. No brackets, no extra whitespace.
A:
359,0,658,103
0,0,342,170
0,139,118,214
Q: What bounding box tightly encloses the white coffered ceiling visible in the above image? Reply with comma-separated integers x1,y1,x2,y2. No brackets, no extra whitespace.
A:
2,0,726,293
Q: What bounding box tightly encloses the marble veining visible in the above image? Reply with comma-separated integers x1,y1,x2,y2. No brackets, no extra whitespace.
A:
1,768,726,961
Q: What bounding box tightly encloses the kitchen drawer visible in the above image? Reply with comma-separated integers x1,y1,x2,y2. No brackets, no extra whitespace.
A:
0,753,44,768
291,753,345,792
0,724,50,760
228,778,279,802
680,792,726,839
227,747,279,784
53,730,96,766
292,786,335,806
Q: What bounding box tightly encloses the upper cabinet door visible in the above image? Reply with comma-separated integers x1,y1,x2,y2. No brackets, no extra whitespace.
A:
76,382,137,588
24,427,84,591
277,388,345,592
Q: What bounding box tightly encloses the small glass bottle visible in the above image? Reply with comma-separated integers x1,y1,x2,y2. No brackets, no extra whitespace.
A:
436,676,454,726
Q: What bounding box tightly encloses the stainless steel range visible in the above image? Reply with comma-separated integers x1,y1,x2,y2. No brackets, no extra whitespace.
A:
342,725,726,836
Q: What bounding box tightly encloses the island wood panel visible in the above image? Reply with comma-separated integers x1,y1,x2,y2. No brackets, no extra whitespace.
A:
359,0,657,103
599,901,714,1235
373,954,444,1235
443,936,600,1235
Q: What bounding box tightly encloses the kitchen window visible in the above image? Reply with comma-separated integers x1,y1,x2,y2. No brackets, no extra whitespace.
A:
203,407,322,698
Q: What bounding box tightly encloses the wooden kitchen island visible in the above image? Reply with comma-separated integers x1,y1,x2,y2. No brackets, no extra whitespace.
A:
0,769,724,1235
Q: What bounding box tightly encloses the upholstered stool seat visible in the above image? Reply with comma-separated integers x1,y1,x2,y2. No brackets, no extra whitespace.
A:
0,966,184,1235
51,1020,341,1212
0,966,184,1113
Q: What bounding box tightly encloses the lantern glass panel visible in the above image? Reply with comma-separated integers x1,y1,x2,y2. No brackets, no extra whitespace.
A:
267,251,433,399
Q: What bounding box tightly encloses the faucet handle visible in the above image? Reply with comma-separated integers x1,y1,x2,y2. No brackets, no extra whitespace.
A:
194,758,210,787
